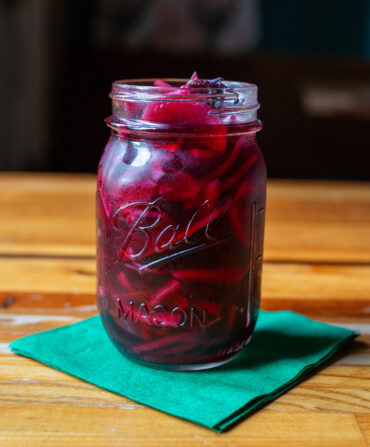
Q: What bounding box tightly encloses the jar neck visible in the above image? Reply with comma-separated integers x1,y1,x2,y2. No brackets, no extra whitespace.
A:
108,127,259,145
107,118,262,138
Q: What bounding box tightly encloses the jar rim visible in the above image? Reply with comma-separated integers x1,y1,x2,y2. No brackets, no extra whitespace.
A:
110,78,258,107
111,78,257,90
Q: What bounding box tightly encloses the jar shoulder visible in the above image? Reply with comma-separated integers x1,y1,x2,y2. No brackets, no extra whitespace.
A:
98,133,266,186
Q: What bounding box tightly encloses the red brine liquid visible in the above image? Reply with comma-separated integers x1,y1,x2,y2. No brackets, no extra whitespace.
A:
97,74,266,370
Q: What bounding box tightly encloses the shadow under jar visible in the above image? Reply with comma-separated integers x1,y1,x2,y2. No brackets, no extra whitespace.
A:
97,78,266,370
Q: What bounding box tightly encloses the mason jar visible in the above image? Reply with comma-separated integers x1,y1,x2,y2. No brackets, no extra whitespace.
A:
97,77,266,370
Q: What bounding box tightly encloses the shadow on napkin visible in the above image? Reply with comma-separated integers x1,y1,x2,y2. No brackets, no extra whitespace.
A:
218,328,346,371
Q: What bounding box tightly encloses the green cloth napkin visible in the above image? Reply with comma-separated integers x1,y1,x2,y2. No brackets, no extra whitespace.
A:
10,310,358,432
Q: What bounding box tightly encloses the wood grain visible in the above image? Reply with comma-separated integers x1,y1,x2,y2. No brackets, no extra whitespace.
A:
0,174,369,262
0,174,369,446
1,401,366,446
265,180,370,263
0,257,369,300
0,173,96,257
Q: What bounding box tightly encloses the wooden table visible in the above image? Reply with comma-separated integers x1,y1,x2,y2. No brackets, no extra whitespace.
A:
0,173,369,446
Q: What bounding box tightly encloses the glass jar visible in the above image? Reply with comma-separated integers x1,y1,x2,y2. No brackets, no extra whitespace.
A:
97,78,266,370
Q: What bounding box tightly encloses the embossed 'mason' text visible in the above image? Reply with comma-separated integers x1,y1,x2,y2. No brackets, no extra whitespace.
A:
115,297,207,329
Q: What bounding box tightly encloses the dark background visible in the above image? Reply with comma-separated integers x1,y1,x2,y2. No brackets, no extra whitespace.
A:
1,0,370,179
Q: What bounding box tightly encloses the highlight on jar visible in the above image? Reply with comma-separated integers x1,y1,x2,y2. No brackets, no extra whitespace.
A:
96,72,267,371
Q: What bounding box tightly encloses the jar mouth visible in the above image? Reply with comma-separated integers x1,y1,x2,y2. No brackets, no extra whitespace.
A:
111,78,258,108
109,78,260,132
